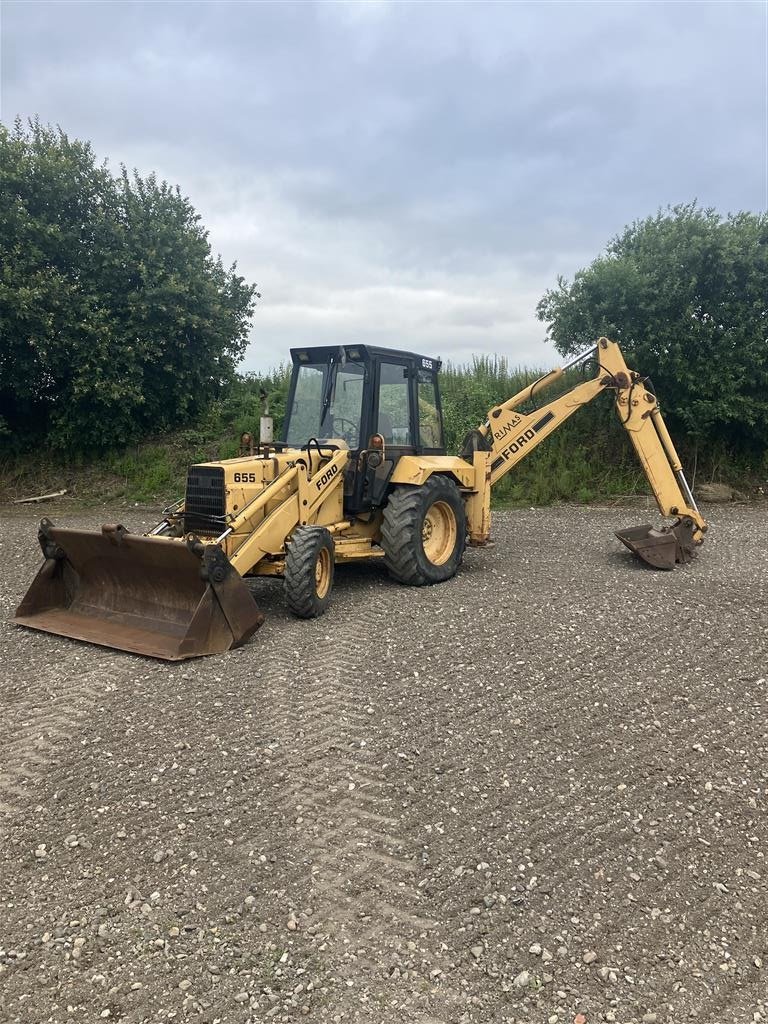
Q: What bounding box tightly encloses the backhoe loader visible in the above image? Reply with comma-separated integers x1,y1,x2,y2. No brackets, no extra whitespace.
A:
14,338,707,660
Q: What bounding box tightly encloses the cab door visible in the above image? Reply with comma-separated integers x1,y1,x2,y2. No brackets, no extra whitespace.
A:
366,357,417,508
375,358,416,452
343,356,417,514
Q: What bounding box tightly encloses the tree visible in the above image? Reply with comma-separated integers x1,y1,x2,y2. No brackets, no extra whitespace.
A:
0,119,257,452
537,204,768,453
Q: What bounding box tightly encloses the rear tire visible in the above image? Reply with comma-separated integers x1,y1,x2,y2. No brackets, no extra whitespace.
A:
382,476,466,586
284,526,335,618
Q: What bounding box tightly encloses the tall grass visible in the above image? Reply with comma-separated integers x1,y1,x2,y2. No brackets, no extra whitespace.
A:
440,355,644,505
0,358,759,506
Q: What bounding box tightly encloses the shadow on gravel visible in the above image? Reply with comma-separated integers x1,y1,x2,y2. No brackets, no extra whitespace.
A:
607,549,660,573
607,548,699,574
245,558,392,622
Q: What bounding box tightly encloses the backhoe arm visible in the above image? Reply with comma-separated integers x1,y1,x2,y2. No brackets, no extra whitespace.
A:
470,337,706,567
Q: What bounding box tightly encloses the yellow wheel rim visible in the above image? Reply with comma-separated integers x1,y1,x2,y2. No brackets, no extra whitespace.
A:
422,501,457,566
315,547,332,599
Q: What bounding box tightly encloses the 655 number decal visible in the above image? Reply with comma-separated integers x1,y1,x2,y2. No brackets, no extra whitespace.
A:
233,472,258,483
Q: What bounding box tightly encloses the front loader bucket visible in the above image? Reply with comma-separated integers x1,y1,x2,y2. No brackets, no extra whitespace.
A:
13,520,264,660
615,518,697,571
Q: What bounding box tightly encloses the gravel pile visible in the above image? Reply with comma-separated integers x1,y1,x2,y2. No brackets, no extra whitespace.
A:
0,501,766,1023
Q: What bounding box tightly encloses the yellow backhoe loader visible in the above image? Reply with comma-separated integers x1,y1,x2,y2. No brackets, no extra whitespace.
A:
14,338,707,660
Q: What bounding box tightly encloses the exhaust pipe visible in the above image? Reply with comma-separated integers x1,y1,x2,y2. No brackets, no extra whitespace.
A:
13,519,264,660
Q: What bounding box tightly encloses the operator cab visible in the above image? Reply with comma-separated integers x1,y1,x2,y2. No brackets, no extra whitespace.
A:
283,344,445,514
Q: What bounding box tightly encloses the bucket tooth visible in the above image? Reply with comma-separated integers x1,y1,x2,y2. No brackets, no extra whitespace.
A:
13,521,264,660
615,518,697,570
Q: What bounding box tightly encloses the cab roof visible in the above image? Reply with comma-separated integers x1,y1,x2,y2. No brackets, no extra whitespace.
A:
289,344,442,372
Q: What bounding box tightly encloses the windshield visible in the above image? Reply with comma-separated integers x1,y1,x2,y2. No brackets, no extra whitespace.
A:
286,359,365,447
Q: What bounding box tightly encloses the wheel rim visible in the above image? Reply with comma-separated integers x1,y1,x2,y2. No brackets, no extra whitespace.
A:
422,501,457,566
315,547,332,599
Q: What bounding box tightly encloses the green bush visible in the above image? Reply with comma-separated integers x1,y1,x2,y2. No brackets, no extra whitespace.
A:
538,204,768,454
0,119,257,454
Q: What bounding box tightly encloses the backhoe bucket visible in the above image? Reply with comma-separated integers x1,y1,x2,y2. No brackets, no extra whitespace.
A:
13,520,264,660
615,518,697,571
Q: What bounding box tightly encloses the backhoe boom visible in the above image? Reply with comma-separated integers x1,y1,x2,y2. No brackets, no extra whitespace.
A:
472,337,706,567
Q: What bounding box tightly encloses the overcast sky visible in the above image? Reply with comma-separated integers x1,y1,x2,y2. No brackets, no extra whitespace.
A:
2,0,766,372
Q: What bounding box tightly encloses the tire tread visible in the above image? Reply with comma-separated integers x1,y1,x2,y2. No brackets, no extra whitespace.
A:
284,526,334,618
381,477,465,586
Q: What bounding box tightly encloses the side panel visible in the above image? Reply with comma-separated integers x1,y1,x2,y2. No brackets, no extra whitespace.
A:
389,455,477,489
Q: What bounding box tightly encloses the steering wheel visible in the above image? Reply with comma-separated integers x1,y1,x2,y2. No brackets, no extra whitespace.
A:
332,416,358,443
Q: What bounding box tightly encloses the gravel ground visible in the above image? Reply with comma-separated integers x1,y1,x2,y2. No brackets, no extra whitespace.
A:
0,501,766,1024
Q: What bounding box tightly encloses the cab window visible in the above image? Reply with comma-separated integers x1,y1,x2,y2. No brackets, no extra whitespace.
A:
286,360,364,447
378,362,411,445
417,370,443,448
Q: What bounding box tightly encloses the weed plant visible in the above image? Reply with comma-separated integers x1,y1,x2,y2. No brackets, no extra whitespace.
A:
1,360,761,506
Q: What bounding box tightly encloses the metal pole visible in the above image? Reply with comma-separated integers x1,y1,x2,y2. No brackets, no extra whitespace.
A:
675,469,700,515
561,345,598,371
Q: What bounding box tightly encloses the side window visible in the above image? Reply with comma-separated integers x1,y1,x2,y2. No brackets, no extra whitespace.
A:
417,371,443,449
330,364,365,447
378,362,411,445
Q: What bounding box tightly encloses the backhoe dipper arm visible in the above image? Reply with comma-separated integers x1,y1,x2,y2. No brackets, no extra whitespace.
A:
475,337,706,565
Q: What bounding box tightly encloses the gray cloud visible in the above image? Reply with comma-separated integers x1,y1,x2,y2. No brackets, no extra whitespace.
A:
2,0,765,371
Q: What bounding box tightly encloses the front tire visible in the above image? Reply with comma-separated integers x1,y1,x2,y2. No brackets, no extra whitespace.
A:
284,526,335,618
381,476,466,586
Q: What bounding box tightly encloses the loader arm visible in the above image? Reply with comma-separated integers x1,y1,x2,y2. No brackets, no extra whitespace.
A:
225,446,350,575
12,446,351,660
473,337,706,567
